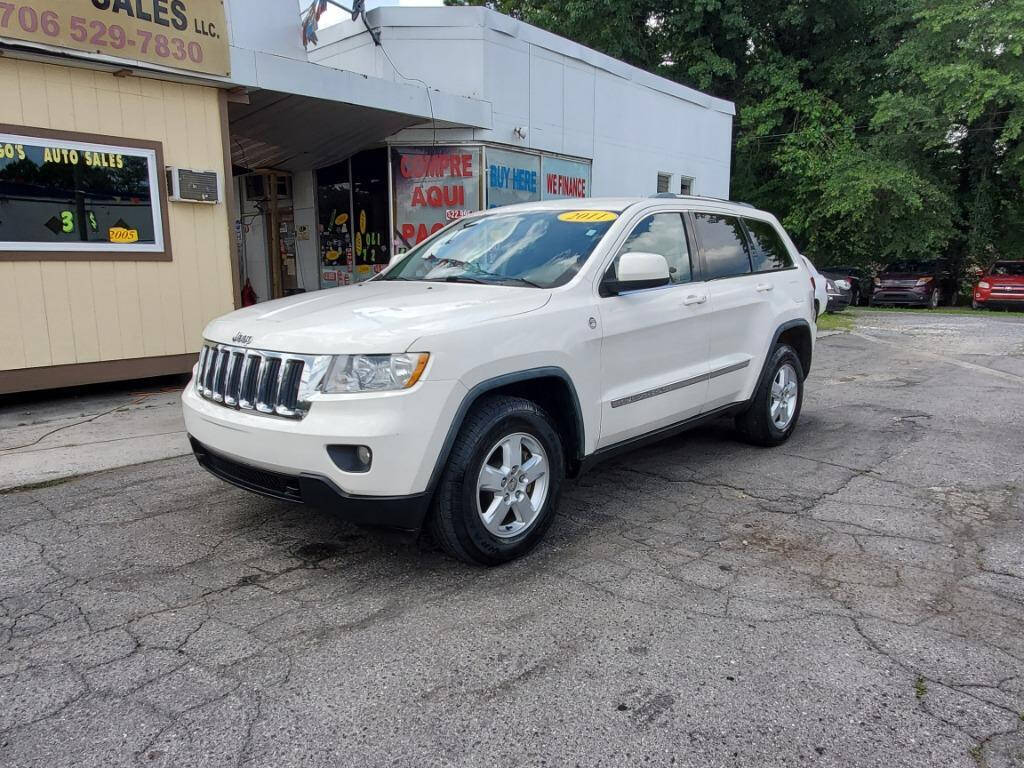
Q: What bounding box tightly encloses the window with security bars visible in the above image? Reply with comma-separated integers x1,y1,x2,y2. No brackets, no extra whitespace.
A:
656,173,671,194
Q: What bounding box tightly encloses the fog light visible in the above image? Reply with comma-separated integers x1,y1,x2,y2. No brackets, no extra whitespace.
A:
357,446,372,466
327,445,373,473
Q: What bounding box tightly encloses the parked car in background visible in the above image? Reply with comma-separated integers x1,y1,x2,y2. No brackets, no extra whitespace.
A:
973,261,1024,310
801,255,828,319
871,259,955,308
822,266,869,306
825,277,851,312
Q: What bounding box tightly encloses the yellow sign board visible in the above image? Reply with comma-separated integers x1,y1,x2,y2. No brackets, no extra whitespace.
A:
109,227,139,243
558,210,618,223
0,1,229,77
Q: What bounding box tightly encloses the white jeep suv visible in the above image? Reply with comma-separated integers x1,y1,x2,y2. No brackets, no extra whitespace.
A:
183,196,816,565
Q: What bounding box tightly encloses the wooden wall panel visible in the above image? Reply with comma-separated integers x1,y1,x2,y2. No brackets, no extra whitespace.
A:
0,59,233,374
65,262,101,363
0,262,26,369
12,262,51,368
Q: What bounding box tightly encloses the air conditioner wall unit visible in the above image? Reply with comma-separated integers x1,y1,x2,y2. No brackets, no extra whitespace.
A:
166,167,221,204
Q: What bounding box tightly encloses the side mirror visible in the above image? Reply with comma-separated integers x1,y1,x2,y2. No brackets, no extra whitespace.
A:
603,251,671,295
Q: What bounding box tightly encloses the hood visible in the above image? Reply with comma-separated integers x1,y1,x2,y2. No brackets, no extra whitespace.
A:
985,273,1024,284
878,272,933,280
203,281,551,354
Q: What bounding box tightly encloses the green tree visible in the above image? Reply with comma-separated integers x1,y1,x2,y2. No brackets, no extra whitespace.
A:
874,0,1024,278
447,0,1024,288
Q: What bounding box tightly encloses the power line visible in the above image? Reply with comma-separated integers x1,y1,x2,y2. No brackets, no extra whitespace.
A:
736,110,1017,143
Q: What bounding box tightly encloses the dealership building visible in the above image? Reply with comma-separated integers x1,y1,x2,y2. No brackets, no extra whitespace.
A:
0,0,734,394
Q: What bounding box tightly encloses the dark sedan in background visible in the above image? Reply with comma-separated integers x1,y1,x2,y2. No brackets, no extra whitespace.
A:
822,267,870,306
825,277,852,312
871,260,957,308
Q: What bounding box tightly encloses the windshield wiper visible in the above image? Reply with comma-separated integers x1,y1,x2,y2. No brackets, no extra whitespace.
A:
495,276,543,288
460,262,543,288
421,275,487,284
422,258,543,288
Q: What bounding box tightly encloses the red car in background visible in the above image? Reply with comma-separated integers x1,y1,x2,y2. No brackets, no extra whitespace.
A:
973,261,1024,309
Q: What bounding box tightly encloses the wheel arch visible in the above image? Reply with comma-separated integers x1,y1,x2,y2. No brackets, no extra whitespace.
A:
427,367,587,491
754,320,813,401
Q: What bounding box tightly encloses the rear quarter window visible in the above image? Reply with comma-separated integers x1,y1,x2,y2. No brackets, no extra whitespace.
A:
744,218,794,272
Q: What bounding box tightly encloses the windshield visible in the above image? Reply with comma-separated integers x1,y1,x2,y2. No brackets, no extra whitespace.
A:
883,260,934,273
990,262,1024,276
379,209,618,288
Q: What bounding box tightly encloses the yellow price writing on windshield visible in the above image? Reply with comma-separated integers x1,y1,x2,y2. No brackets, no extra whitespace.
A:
557,210,618,223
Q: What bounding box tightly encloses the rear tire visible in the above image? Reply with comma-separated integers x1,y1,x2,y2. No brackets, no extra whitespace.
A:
429,395,564,566
735,344,804,447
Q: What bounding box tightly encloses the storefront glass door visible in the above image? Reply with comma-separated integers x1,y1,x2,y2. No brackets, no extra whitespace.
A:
316,149,391,289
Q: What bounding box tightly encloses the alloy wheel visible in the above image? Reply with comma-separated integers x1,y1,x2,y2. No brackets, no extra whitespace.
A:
475,432,550,538
770,363,799,431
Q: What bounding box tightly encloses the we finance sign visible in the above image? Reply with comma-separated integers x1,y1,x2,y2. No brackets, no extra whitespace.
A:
542,155,591,200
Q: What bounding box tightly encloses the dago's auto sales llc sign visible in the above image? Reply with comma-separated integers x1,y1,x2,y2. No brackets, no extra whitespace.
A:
0,0,229,76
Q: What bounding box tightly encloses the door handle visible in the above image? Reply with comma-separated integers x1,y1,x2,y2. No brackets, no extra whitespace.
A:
683,294,707,306
755,283,774,292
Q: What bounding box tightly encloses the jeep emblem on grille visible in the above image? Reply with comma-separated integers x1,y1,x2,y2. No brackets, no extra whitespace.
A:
232,332,253,345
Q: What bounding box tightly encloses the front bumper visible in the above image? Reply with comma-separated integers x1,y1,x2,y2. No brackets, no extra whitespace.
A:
975,290,1024,307
826,291,850,311
871,289,931,306
190,438,430,530
182,375,467,500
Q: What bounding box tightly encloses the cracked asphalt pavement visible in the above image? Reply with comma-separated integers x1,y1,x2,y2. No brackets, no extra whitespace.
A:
2,310,1023,767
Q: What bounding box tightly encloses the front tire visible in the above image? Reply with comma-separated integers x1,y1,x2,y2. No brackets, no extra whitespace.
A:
929,289,941,308
735,344,804,447
429,395,565,566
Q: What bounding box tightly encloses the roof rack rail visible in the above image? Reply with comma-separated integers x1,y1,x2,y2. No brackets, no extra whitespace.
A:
649,193,755,208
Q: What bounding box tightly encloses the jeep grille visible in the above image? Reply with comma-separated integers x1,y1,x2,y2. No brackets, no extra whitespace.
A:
195,343,330,419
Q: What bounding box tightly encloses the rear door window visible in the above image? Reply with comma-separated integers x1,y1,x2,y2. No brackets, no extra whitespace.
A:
744,218,793,272
693,213,751,280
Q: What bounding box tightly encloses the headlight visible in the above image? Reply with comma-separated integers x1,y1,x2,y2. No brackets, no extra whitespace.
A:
873,277,881,286
916,276,934,286
835,279,851,290
321,353,429,393
978,281,990,289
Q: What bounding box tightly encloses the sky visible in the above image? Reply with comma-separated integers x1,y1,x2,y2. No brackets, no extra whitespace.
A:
299,0,444,29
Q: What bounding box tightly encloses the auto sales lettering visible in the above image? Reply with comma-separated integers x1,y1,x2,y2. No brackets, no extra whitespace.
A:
42,147,126,168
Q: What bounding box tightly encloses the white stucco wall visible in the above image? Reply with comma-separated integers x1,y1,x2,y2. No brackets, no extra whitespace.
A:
310,7,734,198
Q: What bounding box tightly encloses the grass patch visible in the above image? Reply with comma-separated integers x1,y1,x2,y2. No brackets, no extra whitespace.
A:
854,305,1024,320
914,675,928,699
817,312,855,332
969,744,984,767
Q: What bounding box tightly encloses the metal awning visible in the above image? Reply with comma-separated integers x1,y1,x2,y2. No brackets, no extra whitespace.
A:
229,89,431,171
